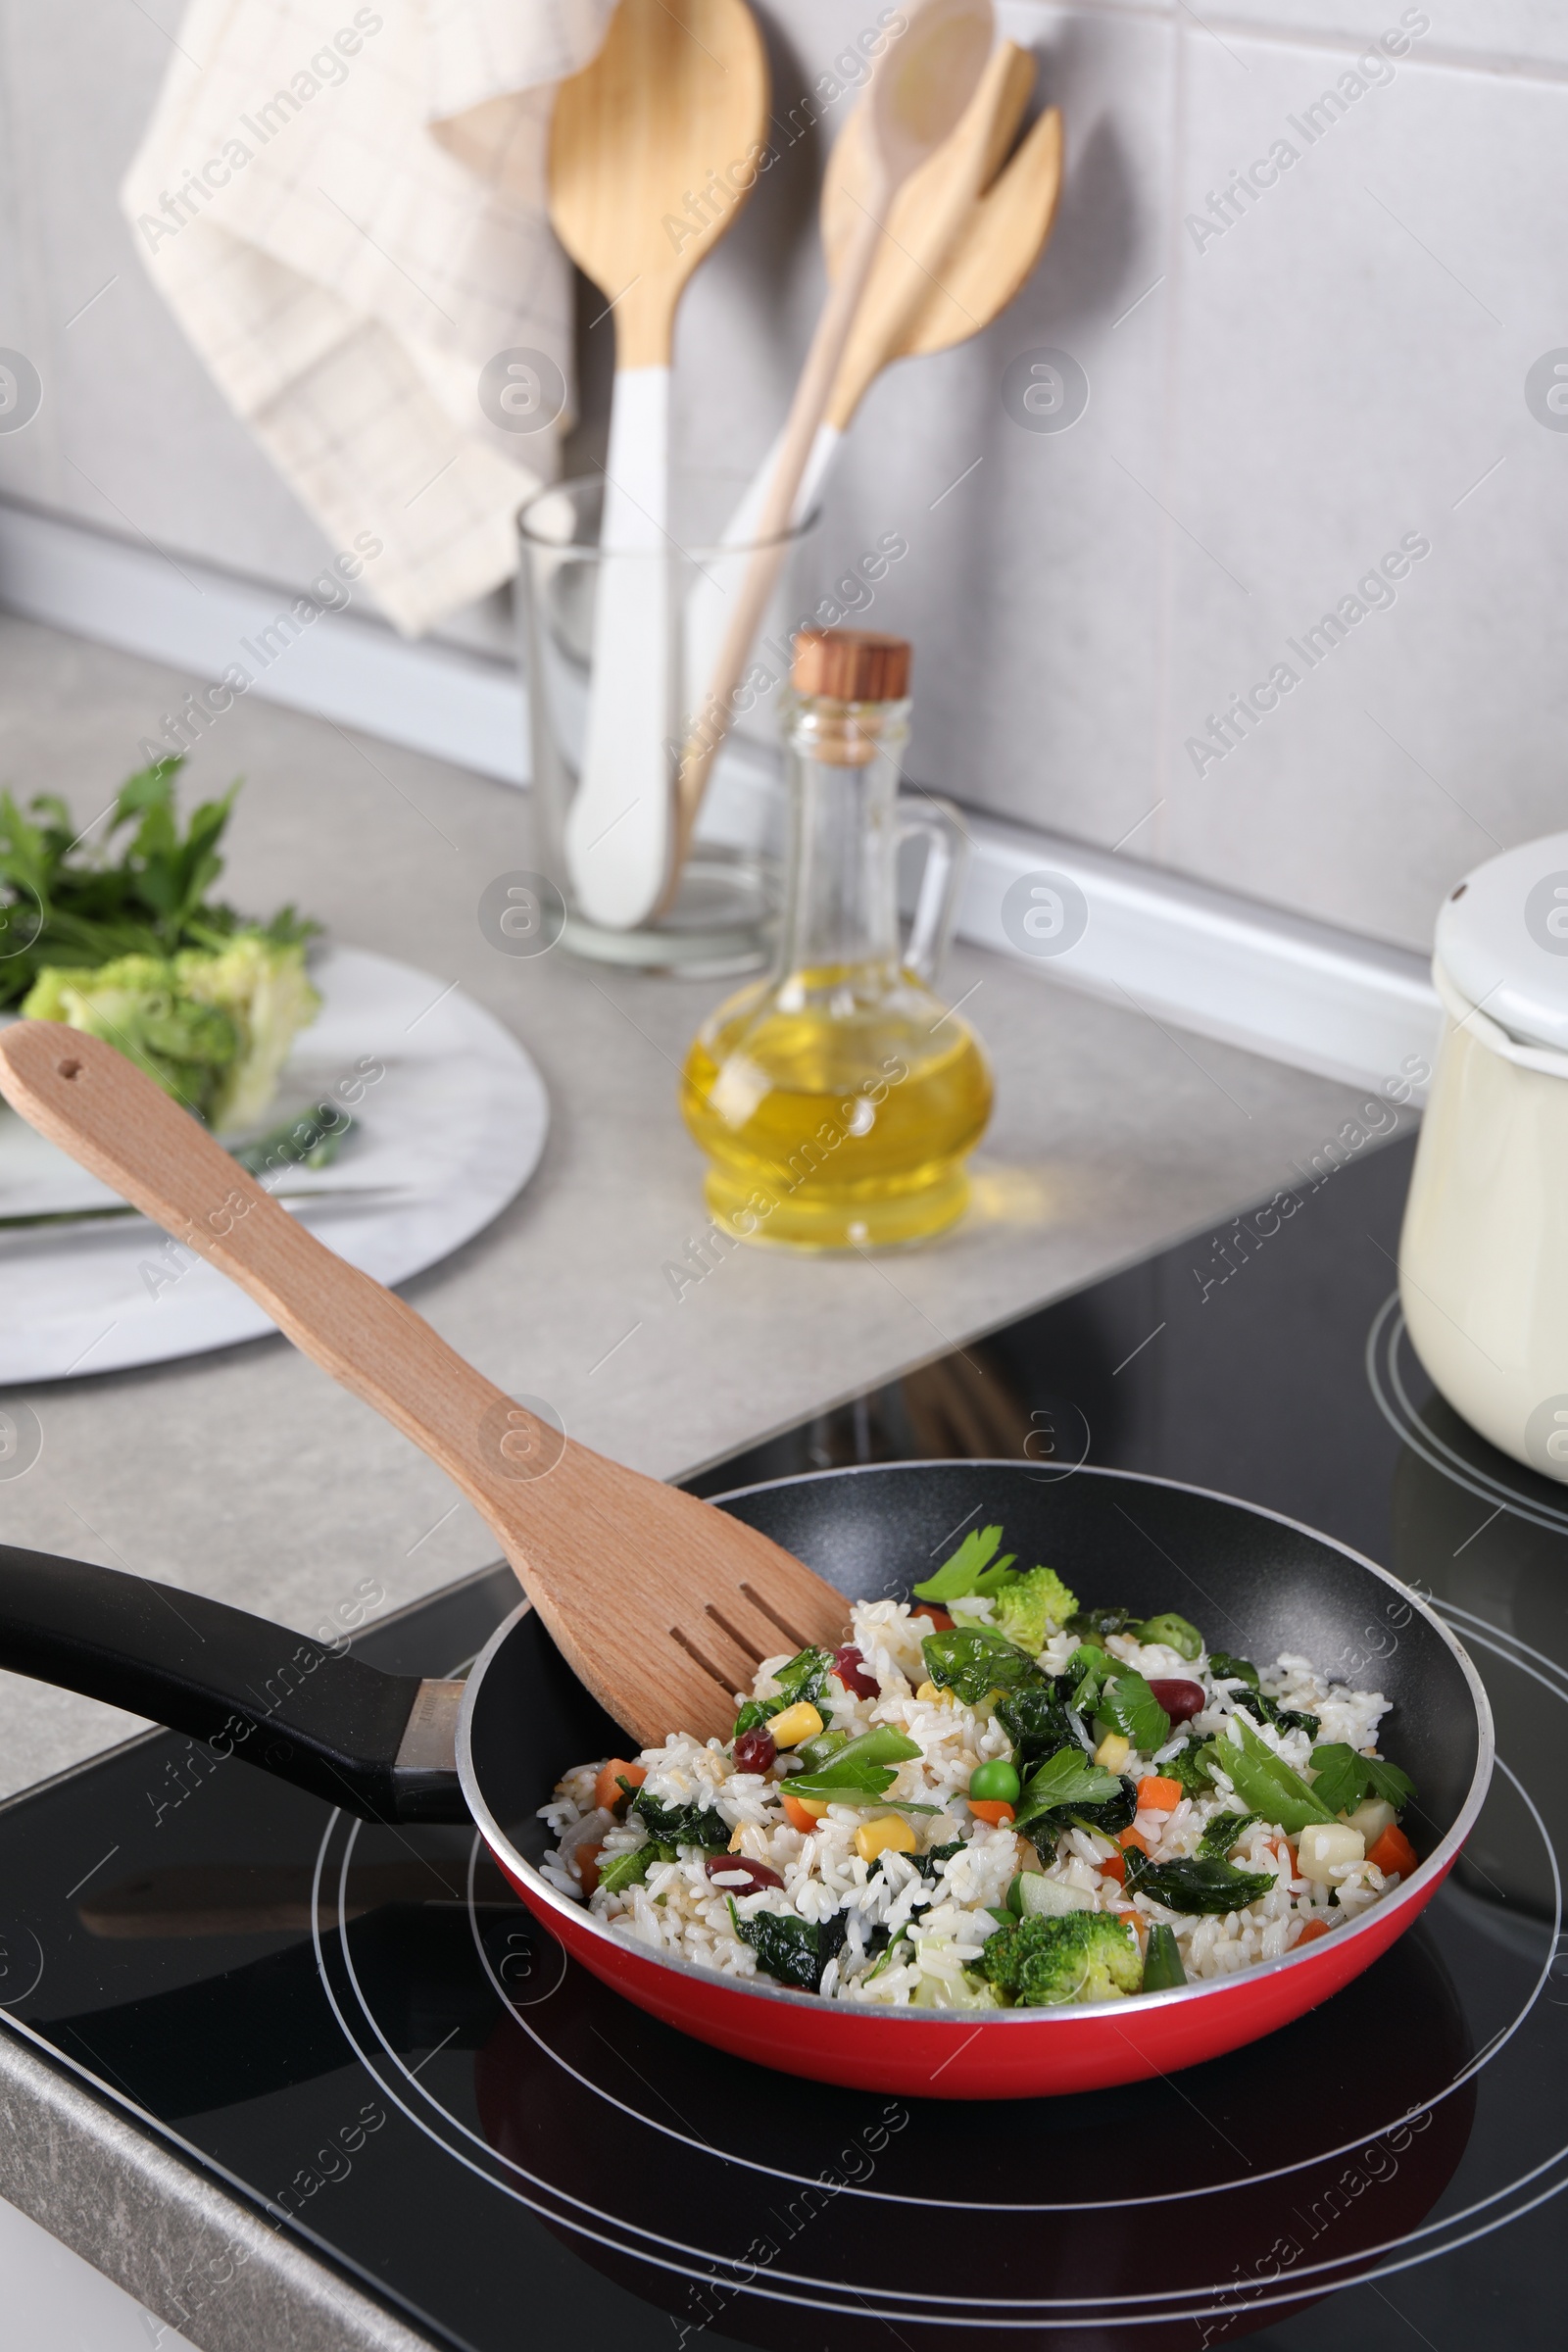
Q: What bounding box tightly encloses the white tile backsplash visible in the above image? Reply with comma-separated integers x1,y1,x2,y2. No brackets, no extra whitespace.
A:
1204,2,1568,74
0,0,1563,953
1163,25,1568,948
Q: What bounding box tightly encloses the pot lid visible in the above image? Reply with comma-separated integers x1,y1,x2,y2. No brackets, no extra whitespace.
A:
1434,829,1568,1054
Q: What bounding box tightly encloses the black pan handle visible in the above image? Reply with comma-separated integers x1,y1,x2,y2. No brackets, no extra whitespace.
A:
0,1543,468,1823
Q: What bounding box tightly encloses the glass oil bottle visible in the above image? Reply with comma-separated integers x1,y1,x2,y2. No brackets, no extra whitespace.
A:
679,629,992,1250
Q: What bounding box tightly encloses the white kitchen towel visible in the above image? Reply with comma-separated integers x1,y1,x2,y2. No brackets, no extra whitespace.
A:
121,0,612,635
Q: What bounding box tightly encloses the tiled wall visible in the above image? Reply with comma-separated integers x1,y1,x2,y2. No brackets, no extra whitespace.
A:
2,0,1564,954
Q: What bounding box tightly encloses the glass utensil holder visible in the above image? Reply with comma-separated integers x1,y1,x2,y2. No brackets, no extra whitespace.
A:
517,477,813,976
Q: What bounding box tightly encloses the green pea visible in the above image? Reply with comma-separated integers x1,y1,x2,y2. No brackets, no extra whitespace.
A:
969,1758,1022,1803
1135,1611,1203,1661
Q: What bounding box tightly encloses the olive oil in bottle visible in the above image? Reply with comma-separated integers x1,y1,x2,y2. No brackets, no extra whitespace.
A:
680,630,992,1250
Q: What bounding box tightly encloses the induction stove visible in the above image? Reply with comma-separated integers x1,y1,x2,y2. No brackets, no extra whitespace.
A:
1,1133,1563,2350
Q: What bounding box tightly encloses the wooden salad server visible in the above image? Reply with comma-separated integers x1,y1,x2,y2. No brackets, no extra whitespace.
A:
669,0,995,886
680,43,1062,778
0,1023,846,1748
548,0,767,932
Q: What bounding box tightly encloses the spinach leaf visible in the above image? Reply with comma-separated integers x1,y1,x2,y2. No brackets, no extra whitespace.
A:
1124,1850,1278,1915
870,1836,963,1887
1238,1690,1321,1740
1017,1773,1138,1861
995,1681,1076,1768
1161,1741,1217,1797
1066,1605,1135,1642
1198,1810,1257,1858
1013,1745,1123,1833
1208,1651,1259,1689
1203,1719,1334,1836
1308,1743,1415,1816
921,1625,1041,1707
729,1901,848,1993
1061,1779,1138,1838
629,1788,729,1852
1098,1669,1172,1755
1062,1645,1114,1711
912,1524,1011,1602
732,1644,834,1737
597,1847,656,1895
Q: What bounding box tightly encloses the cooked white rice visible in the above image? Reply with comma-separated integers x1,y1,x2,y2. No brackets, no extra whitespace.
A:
541,1599,1407,2007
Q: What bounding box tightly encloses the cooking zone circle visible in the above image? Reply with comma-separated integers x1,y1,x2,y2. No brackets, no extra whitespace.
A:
307,1732,1562,2344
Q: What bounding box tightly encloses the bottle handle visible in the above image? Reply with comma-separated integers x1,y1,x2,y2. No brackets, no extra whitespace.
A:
896,794,969,985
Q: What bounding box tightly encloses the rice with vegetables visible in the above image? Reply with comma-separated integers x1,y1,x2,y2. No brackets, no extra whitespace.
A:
542,1527,1420,2008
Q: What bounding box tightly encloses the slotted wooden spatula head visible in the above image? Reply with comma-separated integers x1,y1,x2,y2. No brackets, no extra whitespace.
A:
820,43,1063,427
0,1022,847,1746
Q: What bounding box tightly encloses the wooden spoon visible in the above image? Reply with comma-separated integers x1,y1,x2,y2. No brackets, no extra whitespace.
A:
0,1023,846,1748
680,47,1060,731
670,0,994,886
548,0,767,932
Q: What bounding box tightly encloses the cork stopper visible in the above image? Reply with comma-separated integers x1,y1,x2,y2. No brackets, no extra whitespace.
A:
792,629,910,705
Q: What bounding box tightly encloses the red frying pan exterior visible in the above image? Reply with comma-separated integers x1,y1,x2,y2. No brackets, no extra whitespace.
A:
486,1844,1457,2100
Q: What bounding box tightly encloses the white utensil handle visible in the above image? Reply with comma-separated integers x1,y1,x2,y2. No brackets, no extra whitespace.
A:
682,420,843,725
564,366,674,930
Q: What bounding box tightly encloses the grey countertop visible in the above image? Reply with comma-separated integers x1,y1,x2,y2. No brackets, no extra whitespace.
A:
0,612,1381,1806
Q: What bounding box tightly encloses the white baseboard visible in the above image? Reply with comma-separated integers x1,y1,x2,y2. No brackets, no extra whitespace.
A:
951,811,1440,1098
0,496,1439,1097
0,497,527,783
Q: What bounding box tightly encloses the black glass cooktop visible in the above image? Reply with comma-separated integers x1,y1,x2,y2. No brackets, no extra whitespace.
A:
2,1132,1564,2350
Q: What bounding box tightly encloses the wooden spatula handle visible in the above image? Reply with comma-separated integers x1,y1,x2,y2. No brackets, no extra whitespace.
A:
0,1023,532,1512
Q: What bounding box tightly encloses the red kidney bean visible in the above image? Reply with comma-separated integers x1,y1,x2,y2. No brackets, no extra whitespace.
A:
1149,1678,1205,1724
833,1643,879,1699
704,1856,784,1895
732,1728,777,1775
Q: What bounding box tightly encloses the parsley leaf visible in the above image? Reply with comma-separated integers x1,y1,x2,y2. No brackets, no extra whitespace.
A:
1012,1745,1123,1833
1308,1743,1415,1815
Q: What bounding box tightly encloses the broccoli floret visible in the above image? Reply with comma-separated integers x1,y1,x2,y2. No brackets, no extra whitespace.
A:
174,934,320,1130
23,956,238,1120
980,1910,1143,2007
22,933,318,1131
994,1566,1078,1655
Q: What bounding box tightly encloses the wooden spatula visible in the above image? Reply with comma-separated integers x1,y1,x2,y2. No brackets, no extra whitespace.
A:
548,0,767,932
680,45,1059,730
0,1024,846,1747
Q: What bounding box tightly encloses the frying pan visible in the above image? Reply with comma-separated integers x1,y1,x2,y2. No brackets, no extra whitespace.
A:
0,1459,1491,2099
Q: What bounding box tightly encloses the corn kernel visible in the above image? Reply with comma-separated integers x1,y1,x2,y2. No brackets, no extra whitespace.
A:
914,1681,941,1703
728,1825,747,1852
1095,1731,1131,1771
766,1701,823,1748
855,1815,917,1864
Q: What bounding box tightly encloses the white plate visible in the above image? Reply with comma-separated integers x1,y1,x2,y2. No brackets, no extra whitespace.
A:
0,947,549,1384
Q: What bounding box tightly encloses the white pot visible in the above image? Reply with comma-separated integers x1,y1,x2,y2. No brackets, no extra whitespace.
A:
1399,831,1568,1483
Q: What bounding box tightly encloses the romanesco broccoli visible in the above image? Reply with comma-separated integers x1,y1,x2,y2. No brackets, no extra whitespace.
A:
994,1565,1078,1654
